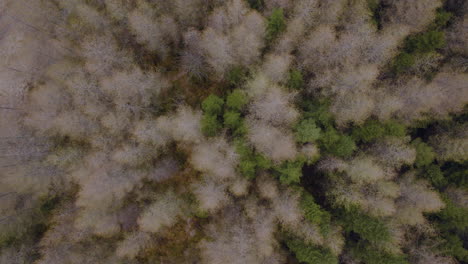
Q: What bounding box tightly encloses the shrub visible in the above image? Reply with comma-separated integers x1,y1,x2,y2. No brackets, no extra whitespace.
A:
384,120,407,137
238,159,257,179
226,67,248,87
338,206,390,243
295,119,321,144
350,241,409,264
247,0,264,10
320,129,356,158
226,89,248,111
287,69,304,90
422,164,447,188
235,139,253,158
300,192,332,234
412,138,436,168
352,119,386,143
275,159,305,185
352,119,407,143
299,99,334,129
366,0,379,13
233,122,248,137
432,197,468,262
442,162,467,189
235,139,271,179
406,31,445,54
201,114,222,137
367,0,383,28
434,197,467,233
433,9,453,29
223,111,242,130
255,152,272,170
201,94,224,116
285,237,338,264
331,135,357,158
393,52,415,74
439,233,468,262
266,8,286,41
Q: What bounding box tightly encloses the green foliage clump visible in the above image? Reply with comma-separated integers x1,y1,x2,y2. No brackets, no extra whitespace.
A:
384,120,407,137
201,92,248,137
393,52,415,74
266,8,286,42
255,154,271,170
275,158,305,185
226,89,248,111
320,129,356,158
406,30,445,54
299,100,357,158
392,8,450,75
233,123,248,137
298,99,357,158
201,114,222,137
227,67,248,87
285,237,338,264
194,209,209,219
411,138,436,167
422,164,447,189
0,194,61,250
247,0,264,10
201,94,224,116
367,0,379,13
295,119,321,144
367,0,383,29
350,241,409,264
439,233,468,262
433,9,453,29
352,119,407,143
299,99,357,157
286,69,304,90
434,197,467,233
300,192,331,234
223,111,247,136
431,197,468,262
338,206,390,243
239,159,257,179
352,119,386,143
223,111,242,129
299,99,334,129
235,140,271,179
443,162,468,189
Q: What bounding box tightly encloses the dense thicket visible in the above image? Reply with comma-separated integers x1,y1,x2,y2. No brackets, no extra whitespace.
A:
0,0,467,263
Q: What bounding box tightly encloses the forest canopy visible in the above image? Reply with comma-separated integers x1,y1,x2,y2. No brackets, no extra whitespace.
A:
0,0,467,263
